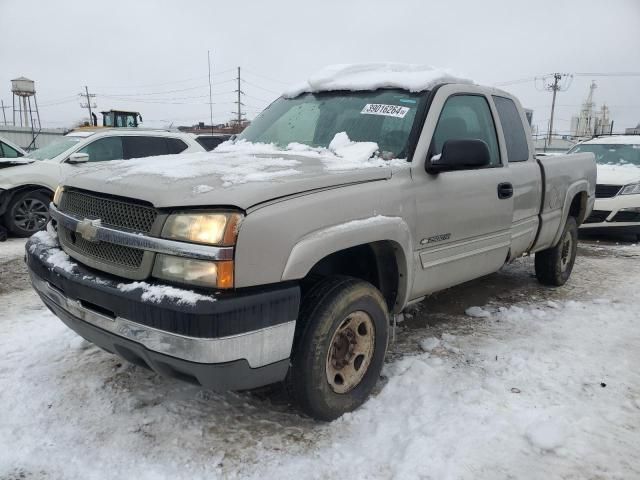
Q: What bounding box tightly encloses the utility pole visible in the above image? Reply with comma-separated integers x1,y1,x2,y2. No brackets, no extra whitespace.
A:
79,86,97,126
544,73,572,147
207,50,214,135
234,66,244,132
0,100,7,125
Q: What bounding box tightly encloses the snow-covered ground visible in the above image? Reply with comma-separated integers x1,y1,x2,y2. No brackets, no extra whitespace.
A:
1,239,639,479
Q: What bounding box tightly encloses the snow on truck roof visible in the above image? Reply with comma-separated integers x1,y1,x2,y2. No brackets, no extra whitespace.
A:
283,63,472,98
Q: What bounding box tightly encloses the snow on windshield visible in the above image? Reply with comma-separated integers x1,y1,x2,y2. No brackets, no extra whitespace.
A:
284,63,472,98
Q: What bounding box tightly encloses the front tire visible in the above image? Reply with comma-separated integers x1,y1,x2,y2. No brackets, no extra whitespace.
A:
3,190,51,237
535,216,578,286
287,276,389,421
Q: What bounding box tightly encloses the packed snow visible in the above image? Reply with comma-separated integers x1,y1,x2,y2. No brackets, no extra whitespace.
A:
1,240,639,479
284,63,472,98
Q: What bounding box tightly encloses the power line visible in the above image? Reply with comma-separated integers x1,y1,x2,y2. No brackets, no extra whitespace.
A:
241,78,281,95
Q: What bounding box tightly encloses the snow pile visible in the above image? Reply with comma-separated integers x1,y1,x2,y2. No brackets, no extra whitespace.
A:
97,135,403,187
105,150,303,187
117,281,214,305
284,63,472,98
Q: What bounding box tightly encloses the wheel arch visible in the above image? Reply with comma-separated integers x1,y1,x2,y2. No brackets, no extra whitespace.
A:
281,217,413,313
0,184,53,216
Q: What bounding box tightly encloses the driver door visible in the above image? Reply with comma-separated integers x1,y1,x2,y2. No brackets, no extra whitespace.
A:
411,92,514,296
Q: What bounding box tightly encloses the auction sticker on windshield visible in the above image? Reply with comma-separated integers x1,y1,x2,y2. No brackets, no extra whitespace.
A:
361,104,410,118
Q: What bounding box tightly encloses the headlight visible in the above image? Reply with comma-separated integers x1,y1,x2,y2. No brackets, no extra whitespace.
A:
620,183,640,195
152,254,234,289
53,186,64,206
157,211,242,289
162,212,243,246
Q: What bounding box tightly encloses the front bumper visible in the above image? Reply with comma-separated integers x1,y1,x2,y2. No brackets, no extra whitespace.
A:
26,233,300,391
580,194,640,234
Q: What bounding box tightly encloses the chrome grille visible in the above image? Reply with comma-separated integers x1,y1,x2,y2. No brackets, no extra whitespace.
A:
59,226,144,270
60,189,157,233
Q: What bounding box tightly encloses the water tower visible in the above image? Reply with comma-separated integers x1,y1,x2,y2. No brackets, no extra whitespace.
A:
12,77,41,130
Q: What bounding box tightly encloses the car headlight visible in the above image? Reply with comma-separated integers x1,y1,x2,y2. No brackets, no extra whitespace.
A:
620,183,640,195
53,186,64,206
162,212,243,246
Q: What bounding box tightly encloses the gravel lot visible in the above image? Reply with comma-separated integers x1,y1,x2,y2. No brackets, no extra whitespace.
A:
1,237,639,479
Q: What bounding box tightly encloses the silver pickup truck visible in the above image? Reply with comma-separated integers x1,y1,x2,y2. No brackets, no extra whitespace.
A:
26,65,596,420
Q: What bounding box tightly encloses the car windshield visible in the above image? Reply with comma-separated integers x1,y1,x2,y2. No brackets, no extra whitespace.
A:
238,89,426,159
24,137,84,160
569,143,640,166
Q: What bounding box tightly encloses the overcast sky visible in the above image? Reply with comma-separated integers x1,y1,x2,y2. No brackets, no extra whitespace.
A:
1,0,639,135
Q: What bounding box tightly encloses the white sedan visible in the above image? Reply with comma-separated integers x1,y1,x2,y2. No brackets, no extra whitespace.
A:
568,135,640,239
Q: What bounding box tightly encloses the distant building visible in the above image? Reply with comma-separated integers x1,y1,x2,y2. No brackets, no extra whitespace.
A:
570,81,613,138
625,124,640,135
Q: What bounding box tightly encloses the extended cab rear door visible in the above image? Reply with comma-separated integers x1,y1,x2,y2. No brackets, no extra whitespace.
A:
410,86,514,296
491,95,542,259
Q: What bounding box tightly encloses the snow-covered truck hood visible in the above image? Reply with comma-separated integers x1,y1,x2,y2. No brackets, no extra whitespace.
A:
596,164,640,185
61,139,403,210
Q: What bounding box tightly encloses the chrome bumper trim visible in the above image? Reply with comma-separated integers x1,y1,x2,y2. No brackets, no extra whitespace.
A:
49,203,234,261
31,273,295,368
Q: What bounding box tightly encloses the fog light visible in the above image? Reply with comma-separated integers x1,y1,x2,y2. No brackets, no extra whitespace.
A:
153,254,233,289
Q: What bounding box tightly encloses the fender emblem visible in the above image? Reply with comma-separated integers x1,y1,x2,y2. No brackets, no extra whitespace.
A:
76,218,102,242
421,233,451,245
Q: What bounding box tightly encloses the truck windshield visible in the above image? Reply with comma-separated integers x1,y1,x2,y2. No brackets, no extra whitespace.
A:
238,89,426,159
569,143,640,166
24,137,84,161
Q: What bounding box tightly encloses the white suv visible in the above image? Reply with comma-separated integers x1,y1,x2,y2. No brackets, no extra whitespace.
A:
0,129,205,237
568,135,640,240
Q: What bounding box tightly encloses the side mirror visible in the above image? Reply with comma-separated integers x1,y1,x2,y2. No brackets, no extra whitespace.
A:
67,152,89,164
427,139,491,174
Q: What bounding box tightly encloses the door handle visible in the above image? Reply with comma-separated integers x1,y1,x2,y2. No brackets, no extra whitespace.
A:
497,182,513,199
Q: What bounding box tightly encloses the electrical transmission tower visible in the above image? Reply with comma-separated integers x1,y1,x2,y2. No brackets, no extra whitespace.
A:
233,67,246,132
79,86,97,126
537,73,572,147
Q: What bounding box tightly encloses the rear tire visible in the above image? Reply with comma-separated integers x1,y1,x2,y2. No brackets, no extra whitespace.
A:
286,276,389,421
535,216,578,286
3,190,51,237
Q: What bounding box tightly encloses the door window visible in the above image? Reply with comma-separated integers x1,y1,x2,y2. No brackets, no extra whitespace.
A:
493,96,529,162
1,142,21,158
166,138,188,154
78,137,124,162
123,136,169,159
432,95,501,166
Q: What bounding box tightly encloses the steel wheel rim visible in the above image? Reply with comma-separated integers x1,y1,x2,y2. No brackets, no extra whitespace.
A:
14,198,49,232
560,231,573,272
326,310,375,394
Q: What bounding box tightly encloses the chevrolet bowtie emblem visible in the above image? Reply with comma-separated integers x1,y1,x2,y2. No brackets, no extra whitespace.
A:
76,218,102,242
